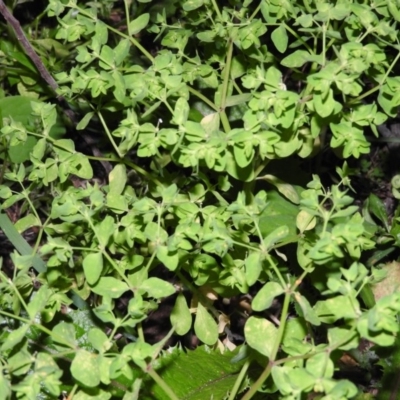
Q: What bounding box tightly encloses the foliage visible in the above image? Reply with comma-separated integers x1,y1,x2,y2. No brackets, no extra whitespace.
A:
1,0,400,399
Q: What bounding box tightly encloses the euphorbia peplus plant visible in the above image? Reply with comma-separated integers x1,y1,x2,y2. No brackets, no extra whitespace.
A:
0,0,400,398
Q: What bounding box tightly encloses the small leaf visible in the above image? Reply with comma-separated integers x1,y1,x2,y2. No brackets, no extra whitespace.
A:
194,302,218,345
26,285,52,319
156,246,179,271
83,252,103,285
314,89,335,118
281,50,311,68
71,349,100,387
129,13,150,35
171,293,192,335
1,325,29,351
263,225,289,250
109,164,127,196
257,174,300,204
294,293,321,325
52,322,76,347
77,112,94,130
96,216,115,248
173,97,190,126
252,282,284,312
296,210,316,233
271,25,288,53
88,328,112,353
244,316,278,358
367,193,389,230
182,0,204,11
91,277,129,298
245,251,262,286
225,93,252,107
200,112,220,134
140,277,175,299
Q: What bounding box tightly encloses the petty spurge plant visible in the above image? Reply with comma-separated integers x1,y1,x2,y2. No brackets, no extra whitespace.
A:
1,0,400,399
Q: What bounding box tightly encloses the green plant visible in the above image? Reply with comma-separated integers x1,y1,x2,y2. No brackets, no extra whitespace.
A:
1,0,400,399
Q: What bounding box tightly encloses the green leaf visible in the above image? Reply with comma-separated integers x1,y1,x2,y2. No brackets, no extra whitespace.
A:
52,321,77,347
1,325,29,351
95,21,108,45
173,97,190,126
271,25,288,53
139,277,175,299
109,164,127,195
281,50,311,68
88,328,112,353
156,246,179,271
83,252,103,285
0,368,11,400
71,350,100,387
148,346,245,400
314,295,360,323
26,285,52,319
96,216,115,248
194,302,218,345
183,0,204,11
282,318,308,346
252,282,284,311
294,293,321,325
112,70,126,102
256,174,300,204
245,251,262,286
170,293,192,335
129,13,150,35
259,190,299,240
91,277,130,298
367,193,389,230
0,212,46,273
244,316,278,358
263,225,289,250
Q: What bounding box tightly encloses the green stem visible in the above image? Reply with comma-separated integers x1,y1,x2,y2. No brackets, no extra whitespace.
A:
283,22,314,54
322,22,327,66
187,86,218,112
102,250,132,289
266,254,286,288
218,39,234,133
96,109,122,158
0,272,29,314
124,0,132,38
220,40,233,110
303,0,313,13
228,359,251,400
210,0,223,20
249,3,262,21
146,366,180,400
137,322,145,342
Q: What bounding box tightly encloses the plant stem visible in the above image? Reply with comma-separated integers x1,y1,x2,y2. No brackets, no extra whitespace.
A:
187,86,219,111
228,359,250,400
220,39,234,133
95,109,123,158
210,0,223,20
146,366,180,400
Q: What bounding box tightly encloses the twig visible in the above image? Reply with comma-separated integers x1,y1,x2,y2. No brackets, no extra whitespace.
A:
0,0,60,95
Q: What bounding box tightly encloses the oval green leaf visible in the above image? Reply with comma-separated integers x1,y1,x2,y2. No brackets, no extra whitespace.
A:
194,302,218,345
252,282,284,312
244,316,278,358
171,293,192,335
